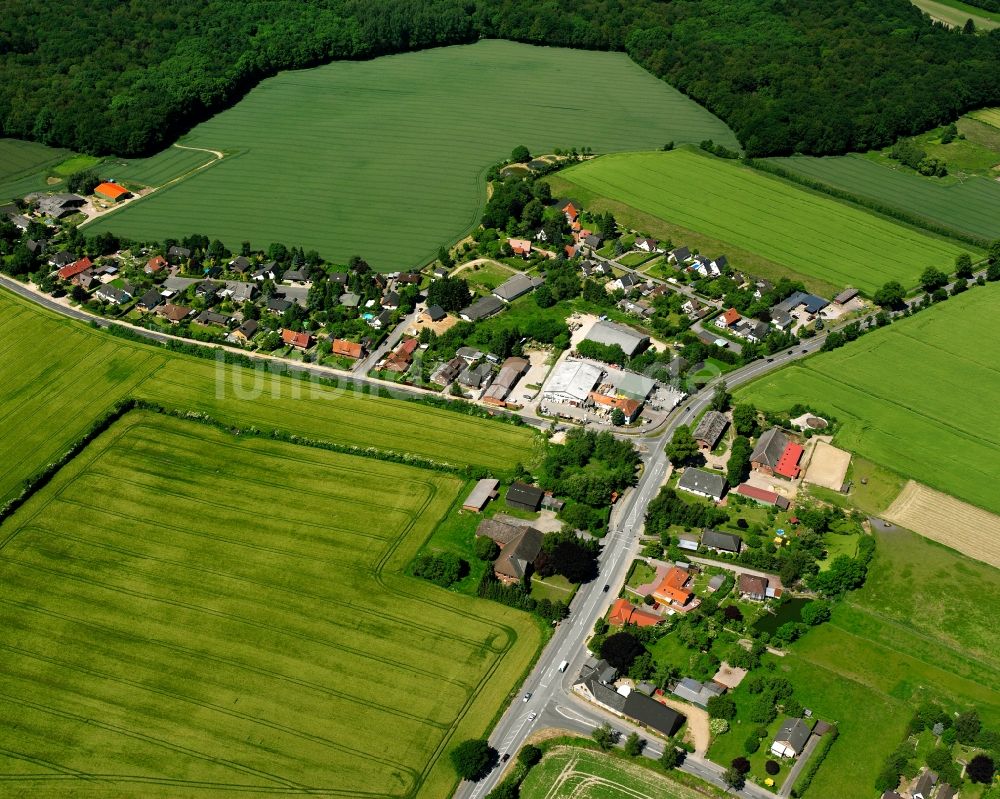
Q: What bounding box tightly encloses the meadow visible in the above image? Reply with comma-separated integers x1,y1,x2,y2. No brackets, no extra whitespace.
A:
554,149,975,295
736,284,1000,515
771,526,1000,798
909,0,1000,29
85,40,738,270
0,289,538,506
0,411,541,798
519,746,707,799
100,145,219,189
765,152,1000,241
970,107,1000,128
0,138,75,201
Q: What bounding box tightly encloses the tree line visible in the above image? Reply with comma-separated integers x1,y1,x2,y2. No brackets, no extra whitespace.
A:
3,0,1000,158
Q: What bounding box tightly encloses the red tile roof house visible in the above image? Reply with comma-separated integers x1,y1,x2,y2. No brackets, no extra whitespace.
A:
562,202,580,222
508,238,532,258
332,339,363,359
715,308,741,329
383,337,418,372
145,255,168,275
57,257,93,281
608,598,661,628
281,329,314,350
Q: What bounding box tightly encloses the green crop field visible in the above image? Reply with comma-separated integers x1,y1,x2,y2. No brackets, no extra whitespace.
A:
0,288,538,506
554,149,975,295
909,0,1000,29
0,410,541,798
520,746,708,799
85,40,737,270
0,138,75,201
766,152,1000,241
971,107,1000,128
101,145,218,189
736,283,1000,515
772,526,1000,798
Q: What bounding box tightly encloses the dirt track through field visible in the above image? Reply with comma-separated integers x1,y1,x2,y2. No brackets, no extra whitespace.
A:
885,481,1000,569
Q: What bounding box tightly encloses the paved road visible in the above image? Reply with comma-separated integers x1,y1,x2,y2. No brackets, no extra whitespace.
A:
355,308,418,374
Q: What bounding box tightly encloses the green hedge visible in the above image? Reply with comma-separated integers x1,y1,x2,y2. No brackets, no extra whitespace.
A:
790,726,839,798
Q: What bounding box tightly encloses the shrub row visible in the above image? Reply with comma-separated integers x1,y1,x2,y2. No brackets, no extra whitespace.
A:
790,726,839,798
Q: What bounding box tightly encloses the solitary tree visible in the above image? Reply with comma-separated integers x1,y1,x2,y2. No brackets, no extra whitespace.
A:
659,745,680,770
450,739,497,781
624,732,645,757
723,766,746,789
963,17,976,33
511,145,531,163
518,744,542,767
955,252,974,278
919,266,949,292
666,425,700,466
611,407,626,426
873,280,906,310
711,381,731,412
592,722,618,751
968,754,995,783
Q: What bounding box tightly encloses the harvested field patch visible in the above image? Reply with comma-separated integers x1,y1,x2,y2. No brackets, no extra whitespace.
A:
884,480,1000,569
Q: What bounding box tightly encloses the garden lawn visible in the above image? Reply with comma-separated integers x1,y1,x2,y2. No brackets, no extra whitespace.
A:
0,288,539,506
765,152,1000,241
0,411,540,798
85,40,736,270
519,745,711,799
736,284,1000,515
554,149,974,294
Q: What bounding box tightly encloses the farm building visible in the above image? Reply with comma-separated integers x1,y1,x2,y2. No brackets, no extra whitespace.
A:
476,518,543,584
463,479,500,512
575,671,685,739
604,368,657,402
608,598,661,628
506,482,543,512
750,428,803,479
677,533,700,551
771,718,812,758
543,360,603,406
493,273,544,302
94,182,131,202
677,468,727,501
423,304,446,322
584,320,650,358
482,357,529,406
735,483,790,509
459,295,504,322
706,574,727,592
693,410,728,449
36,193,85,218
672,677,724,708
834,288,859,305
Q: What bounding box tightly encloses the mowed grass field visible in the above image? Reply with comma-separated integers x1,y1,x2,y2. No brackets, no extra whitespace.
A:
766,152,1000,241
909,0,1000,29
970,107,1000,128
0,289,538,506
736,284,1000,515
0,411,541,798
519,746,706,799
775,527,1000,798
86,40,737,270
0,138,74,201
554,149,975,294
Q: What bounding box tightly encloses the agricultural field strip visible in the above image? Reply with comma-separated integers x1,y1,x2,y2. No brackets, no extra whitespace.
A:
144,370,536,467
5,420,499,658
0,418,516,792
521,749,704,799
564,155,965,289
765,155,1000,239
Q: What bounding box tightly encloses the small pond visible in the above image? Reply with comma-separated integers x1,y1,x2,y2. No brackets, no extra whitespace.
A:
753,597,809,635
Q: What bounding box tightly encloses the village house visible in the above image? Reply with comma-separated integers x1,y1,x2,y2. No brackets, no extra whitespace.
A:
167,245,191,263
652,566,696,610
672,677,725,708
458,361,493,390
144,255,168,275
493,273,544,302
383,337,418,372
771,717,812,758
735,483,790,509
508,238,532,258
677,468,727,502
561,201,580,223
155,303,192,324
701,530,742,555
281,329,314,350
668,246,691,264
608,598,661,628
95,285,132,305
574,660,685,738
431,355,466,386
482,356,529,405
231,319,259,344
136,288,163,311
195,310,230,328
57,256,93,282
715,308,741,329
332,339,364,359
738,573,772,601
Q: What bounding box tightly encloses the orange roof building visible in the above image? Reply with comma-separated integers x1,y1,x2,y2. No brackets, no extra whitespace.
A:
94,182,131,202
717,308,741,328
562,202,579,222
608,598,661,628
145,255,168,273
281,329,314,350
652,567,693,607
508,238,532,257
774,442,804,479
57,256,92,281
332,339,363,359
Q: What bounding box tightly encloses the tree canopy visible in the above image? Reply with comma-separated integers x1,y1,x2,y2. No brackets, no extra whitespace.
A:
3,0,999,157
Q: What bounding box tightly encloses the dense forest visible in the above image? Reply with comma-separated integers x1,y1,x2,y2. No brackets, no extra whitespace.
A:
1,0,998,157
